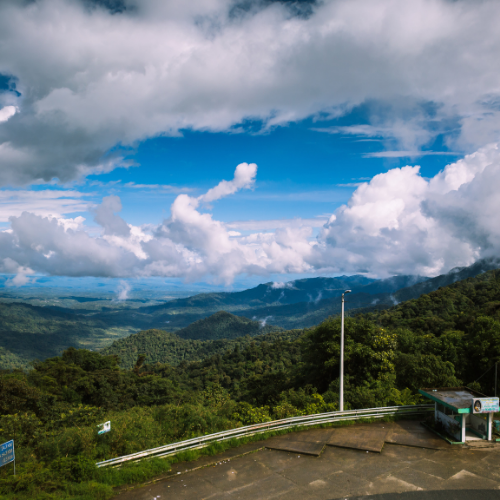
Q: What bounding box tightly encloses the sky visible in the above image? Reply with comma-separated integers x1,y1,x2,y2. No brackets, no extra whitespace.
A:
1,0,500,290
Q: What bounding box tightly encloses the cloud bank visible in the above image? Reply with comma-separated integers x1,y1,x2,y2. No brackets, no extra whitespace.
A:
2,148,500,284
314,143,500,276
1,0,500,184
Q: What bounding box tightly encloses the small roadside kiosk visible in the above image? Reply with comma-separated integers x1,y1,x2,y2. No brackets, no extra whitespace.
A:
419,387,499,443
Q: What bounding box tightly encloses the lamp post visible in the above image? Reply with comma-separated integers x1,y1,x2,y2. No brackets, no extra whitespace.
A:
340,290,351,412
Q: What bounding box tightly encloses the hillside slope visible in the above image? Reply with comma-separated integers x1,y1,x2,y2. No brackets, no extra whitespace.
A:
175,311,281,340
364,268,500,392
392,257,500,303
0,302,135,369
370,267,500,330
101,327,303,369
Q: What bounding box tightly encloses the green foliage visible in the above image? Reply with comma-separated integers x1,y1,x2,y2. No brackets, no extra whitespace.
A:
175,311,282,340
101,327,303,369
0,302,135,370
302,317,399,392
367,269,500,392
1,268,500,498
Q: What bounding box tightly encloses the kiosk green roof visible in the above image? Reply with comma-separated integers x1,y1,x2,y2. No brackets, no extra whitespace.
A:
418,387,486,414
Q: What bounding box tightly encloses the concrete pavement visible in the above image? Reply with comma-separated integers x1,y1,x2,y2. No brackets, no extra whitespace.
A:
113,420,500,499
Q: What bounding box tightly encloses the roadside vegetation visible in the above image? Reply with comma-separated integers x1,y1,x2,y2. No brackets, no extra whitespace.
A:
1,269,500,499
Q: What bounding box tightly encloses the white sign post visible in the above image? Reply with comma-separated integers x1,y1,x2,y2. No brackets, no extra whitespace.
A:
97,421,111,435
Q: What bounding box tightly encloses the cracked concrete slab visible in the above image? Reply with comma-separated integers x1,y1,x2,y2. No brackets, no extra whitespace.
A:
219,473,297,499
195,454,273,492
302,469,373,499
387,421,449,450
381,443,440,464
252,448,311,472
359,474,424,496
264,439,325,455
327,423,391,452
390,467,445,490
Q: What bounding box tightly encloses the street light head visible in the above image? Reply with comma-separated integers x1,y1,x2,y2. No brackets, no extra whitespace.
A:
345,290,352,294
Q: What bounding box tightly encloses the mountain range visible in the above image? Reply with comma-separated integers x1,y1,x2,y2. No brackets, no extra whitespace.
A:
0,257,499,369
87,257,500,331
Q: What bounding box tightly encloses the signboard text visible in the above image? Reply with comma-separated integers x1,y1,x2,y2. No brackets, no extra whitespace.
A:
0,440,15,468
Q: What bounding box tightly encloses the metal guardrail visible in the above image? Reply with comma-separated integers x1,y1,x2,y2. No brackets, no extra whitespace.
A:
96,404,433,468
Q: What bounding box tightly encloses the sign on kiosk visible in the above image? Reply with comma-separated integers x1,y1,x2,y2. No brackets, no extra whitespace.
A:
472,397,500,414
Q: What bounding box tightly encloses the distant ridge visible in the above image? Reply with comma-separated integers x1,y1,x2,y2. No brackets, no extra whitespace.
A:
87,260,500,332
224,258,500,328
156,274,429,313
393,257,500,303
139,275,378,313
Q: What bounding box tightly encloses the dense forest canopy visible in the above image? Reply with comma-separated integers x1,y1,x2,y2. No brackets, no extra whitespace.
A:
100,326,301,370
1,269,500,498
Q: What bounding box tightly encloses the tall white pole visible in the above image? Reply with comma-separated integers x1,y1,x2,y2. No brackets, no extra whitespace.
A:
340,294,344,412
340,290,351,412
495,362,498,397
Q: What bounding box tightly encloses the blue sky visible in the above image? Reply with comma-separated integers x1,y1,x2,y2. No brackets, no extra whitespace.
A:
85,112,461,227
0,0,499,290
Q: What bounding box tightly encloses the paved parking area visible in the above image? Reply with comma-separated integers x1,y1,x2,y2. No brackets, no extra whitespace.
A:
113,421,500,499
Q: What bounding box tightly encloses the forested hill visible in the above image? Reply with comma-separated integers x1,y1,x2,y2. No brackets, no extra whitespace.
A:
363,268,500,393
100,327,303,369
175,311,281,340
391,257,500,304
369,267,500,331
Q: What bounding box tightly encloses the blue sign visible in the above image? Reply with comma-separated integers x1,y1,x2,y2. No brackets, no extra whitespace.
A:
0,440,14,467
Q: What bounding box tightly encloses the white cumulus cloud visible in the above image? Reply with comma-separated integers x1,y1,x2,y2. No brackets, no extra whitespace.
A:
1,0,500,184
200,163,257,203
0,106,17,123
2,148,500,284
313,143,500,276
